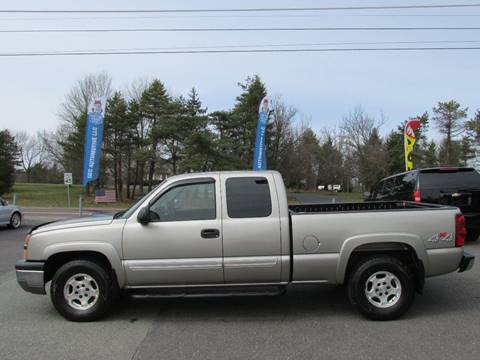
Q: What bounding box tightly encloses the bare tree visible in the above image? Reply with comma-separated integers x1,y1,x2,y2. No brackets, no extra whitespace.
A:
38,128,67,169
269,96,297,166
126,77,149,102
340,107,385,190
58,72,112,126
340,106,384,155
15,131,44,182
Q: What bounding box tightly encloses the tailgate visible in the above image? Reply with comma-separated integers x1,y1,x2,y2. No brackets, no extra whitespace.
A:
438,188,479,210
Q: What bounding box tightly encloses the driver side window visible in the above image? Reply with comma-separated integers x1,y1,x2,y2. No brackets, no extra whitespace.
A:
149,181,216,222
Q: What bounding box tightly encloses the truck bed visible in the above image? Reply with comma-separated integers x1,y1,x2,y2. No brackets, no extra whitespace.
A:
289,201,445,214
288,200,461,284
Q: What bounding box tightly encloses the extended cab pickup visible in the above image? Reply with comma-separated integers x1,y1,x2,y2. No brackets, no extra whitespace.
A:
16,171,474,321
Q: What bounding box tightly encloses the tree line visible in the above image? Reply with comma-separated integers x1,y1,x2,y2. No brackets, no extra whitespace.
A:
1,72,479,198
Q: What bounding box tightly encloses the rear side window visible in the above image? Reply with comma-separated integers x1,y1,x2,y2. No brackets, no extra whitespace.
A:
383,178,395,194
226,177,272,218
395,172,417,193
420,170,480,189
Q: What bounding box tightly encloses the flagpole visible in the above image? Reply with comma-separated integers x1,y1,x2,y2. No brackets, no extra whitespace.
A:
404,122,408,171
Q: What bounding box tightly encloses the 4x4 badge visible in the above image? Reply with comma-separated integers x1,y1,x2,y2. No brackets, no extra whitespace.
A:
428,232,454,243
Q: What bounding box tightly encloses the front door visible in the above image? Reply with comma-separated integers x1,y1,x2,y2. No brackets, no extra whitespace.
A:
122,176,224,286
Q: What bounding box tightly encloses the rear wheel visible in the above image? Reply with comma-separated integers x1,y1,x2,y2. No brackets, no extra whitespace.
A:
348,256,415,321
8,212,21,229
466,229,480,242
50,260,117,322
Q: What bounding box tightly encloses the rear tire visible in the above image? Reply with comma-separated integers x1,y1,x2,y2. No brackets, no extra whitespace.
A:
348,256,415,321
466,229,480,242
50,260,117,322
8,212,21,229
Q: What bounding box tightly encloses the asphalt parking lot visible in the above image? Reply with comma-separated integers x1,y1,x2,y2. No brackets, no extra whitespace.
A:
1,214,480,360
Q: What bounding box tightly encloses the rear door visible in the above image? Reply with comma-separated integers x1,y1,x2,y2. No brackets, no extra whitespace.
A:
220,173,282,284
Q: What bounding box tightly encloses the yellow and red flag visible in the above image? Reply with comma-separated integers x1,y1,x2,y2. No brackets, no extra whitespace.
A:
404,118,422,171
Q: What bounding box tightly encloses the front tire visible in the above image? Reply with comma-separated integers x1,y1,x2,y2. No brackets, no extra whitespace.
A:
9,212,21,229
50,260,116,322
348,256,415,321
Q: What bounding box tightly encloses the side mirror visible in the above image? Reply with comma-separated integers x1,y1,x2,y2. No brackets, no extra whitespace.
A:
137,207,150,225
363,191,371,199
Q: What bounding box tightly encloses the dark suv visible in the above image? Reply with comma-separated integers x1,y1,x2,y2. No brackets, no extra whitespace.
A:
367,167,480,241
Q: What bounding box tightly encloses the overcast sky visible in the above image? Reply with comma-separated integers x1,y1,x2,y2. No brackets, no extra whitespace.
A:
1,0,479,138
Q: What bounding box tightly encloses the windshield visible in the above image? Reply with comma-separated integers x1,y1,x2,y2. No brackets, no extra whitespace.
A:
119,180,166,219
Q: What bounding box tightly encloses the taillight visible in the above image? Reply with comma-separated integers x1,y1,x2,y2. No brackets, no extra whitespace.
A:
455,214,467,247
413,190,421,202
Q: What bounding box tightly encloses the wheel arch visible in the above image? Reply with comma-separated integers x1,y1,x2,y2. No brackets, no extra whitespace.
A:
337,234,426,292
43,244,124,287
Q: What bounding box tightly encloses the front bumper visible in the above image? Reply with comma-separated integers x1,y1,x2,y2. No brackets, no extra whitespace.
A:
15,260,46,295
458,252,475,273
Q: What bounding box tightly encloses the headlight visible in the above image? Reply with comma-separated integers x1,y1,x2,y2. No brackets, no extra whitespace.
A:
23,234,32,259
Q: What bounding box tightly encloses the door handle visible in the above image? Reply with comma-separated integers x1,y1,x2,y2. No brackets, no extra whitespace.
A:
201,229,220,238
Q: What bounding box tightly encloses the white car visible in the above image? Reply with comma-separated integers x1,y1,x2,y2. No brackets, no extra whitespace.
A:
327,184,342,192
0,198,22,229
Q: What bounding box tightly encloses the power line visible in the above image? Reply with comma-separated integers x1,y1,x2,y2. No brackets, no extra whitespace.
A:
2,14,480,21
1,47,480,57
2,27,480,34
1,4,480,13
12,40,480,54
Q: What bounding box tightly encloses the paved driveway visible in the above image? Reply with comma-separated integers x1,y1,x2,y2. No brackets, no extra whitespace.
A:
1,214,480,360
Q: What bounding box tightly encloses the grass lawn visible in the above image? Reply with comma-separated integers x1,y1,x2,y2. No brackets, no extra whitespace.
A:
3,183,364,208
3,183,134,208
327,191,364,202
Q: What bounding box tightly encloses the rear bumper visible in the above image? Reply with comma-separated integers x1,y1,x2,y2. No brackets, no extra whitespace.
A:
15,260,46,295
458,252,475,273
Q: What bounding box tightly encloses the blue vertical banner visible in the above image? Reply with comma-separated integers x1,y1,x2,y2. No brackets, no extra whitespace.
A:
82,97,106,186
252,96,271,171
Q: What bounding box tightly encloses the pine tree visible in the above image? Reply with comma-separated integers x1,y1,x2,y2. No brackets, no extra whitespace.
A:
104,92,129,200
179,88,217,172
432,101,468,165
231,75,267,168
140,80,171,188
0,130,19,196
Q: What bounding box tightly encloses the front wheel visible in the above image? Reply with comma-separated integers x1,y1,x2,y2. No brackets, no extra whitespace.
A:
9,212,21,229
50,260,116,321
348,256,415,321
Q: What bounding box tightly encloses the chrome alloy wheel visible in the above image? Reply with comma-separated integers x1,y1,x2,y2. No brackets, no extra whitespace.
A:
365,271,402,308
63,273,100,311
10,213,21,228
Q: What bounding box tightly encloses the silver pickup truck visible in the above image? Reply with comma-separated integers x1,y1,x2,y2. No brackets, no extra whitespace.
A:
15,171,474,321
